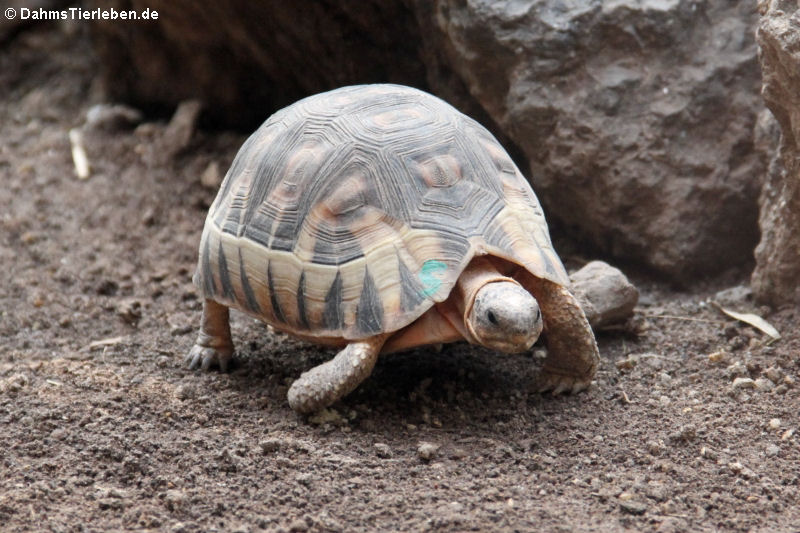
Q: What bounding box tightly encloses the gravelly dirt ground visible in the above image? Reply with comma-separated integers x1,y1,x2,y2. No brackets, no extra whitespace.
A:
1,24,799,533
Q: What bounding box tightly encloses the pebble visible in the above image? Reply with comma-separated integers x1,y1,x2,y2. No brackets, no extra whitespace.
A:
259,439,282,454
765,367,783,383
163,489,188,511
768,418,781,430
85,103,142,131
374,443,392,459
728,461,743,473
619,499,648,515
727,361,748,378
700,446,718,460
708,350,727,364
765,444,780,457
417,442,440,461
647,441,664,456
116,298,142,324
615,354,638,370
162,100,202,159
174,384,196,400
731,377,756,390
200,161,222,188
754,378,774,391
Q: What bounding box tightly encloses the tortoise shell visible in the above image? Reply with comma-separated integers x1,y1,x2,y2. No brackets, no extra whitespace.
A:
195,84,568,340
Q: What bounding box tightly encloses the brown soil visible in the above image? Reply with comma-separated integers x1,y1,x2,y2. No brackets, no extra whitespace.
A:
2,24,799,533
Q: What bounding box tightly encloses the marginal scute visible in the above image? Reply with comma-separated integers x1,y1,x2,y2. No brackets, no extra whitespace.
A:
195,84,567,339
267,261,286,324
238,249,261,314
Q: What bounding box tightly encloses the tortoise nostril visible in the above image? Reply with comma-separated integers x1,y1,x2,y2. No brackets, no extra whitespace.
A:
487,310,498,325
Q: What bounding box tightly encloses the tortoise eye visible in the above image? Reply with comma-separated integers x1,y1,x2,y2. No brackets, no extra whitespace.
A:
487,310,498,325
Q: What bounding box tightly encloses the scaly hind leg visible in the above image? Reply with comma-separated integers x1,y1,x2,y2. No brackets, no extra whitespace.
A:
186,299,234,372
288,334,389,414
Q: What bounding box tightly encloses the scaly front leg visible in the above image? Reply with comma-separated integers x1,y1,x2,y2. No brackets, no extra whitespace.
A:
186,299,234,372
287,334,389,414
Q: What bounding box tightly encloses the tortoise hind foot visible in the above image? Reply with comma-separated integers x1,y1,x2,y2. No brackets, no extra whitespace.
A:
186,299,234,372
288,334,388,415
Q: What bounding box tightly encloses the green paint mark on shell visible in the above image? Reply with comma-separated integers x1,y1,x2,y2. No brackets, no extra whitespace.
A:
419,260,447,297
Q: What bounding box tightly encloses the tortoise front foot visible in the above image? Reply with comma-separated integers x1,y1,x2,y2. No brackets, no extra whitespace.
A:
536,368,593,395
186,334,233,372
288,334,388,415
186,299,234,372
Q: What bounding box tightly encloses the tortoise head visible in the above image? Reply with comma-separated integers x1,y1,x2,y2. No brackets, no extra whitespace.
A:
466,280,543,353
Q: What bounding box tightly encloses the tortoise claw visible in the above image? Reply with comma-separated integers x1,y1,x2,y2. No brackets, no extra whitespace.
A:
536,370,592,396
185,343,232,372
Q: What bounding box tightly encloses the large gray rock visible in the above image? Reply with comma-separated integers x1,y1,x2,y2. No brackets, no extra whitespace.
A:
413,0,766,280
751,1,800,306
87,0,767,280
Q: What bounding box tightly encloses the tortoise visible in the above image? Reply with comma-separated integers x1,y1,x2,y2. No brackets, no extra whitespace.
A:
188,84,599,414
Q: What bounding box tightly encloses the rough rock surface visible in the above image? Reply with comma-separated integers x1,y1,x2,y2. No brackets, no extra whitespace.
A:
751,1,800,305
88,0,766,280
414,0,766,280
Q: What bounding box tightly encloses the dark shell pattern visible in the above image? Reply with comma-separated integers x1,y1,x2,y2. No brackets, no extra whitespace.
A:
195,84,568,340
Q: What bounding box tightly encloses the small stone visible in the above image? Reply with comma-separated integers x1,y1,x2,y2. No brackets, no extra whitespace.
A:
700,446,718,460
116,298,142,325
288,518,309,532
260,439,282,454
619,499,648,515
646,441,664,456
374,443,392,458
768,418,781,430
174,384,195,400
163,489,188,511
708,350,727,363
781,429,795,441
668,424,696,443
731,377,756,390
728,461,743,473
765,444,780,457
645,484,669,502
295,473,313,486
86,103,142,131
616,355,638,370
754,378,774,391
1,373,29,393
201,161,222,188
727,361,748,378
783,375,796,387
765,367,783,383
417,441,440,461
170,324,194,336
162,100,202,159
